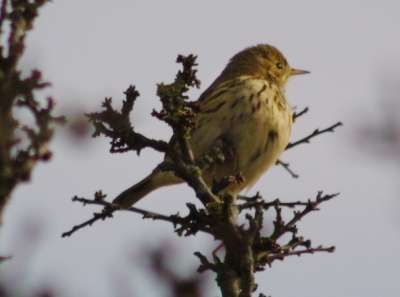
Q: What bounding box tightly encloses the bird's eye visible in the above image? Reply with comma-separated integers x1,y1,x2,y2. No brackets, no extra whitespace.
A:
276,62,283,69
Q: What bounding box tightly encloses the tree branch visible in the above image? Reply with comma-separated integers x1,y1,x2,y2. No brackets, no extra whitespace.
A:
62,192,212,238
275,160,299,178
87,86,168,154
286,122,343,150
292,106,309,121
261,245,335,263
0,0,63,222
270,191,339,240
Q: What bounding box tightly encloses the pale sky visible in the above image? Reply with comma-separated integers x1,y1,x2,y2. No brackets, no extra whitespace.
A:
1,1,400,297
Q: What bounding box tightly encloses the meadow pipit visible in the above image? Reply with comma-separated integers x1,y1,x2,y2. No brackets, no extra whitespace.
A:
114,44,309,208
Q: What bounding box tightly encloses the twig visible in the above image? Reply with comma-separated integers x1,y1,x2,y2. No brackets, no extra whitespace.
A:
292,107,309,121
286,122,343,150
61,208,113,238
0,1,62,219
87,86,169,155
194,251,218,272
239,197,309,211
77,196,178,219
260,245,335,263
275,159,299,178
271,191,339,240
62,195,212,237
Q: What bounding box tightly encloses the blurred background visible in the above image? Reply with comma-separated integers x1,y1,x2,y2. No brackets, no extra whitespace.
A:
0,0,399,296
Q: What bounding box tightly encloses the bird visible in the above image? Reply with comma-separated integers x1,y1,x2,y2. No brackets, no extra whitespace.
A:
113,44,309,208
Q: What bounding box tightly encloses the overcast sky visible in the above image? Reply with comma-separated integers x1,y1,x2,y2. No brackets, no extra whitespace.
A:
1,1,400,297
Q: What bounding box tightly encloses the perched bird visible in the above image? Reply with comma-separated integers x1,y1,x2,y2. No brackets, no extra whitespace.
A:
113,44,309,208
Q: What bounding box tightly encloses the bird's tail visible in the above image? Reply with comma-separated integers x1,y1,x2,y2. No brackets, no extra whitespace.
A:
112,170,180,208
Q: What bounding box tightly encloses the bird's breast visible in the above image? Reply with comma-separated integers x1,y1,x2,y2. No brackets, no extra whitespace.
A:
190,77,293,193
231,80,293,189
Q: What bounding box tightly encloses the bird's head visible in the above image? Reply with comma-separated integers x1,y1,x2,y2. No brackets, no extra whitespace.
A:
221,44,309,89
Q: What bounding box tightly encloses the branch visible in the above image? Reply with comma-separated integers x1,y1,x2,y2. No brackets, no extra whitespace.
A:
61,207,114,238
276,109,342,178
194,251,218,272
87,86,168,154
0,1,63,220
270,191,339,240
275,160,299,178
286,122,343,150
238,197,310,212
152,55,219,206
292,106,309,121
62,192,212,238
259,245,335,264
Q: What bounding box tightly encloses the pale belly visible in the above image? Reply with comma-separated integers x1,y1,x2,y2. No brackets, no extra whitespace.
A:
228,103,292,193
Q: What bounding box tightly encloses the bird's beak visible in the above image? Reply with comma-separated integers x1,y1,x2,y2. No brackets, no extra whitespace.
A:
290,68,310,76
